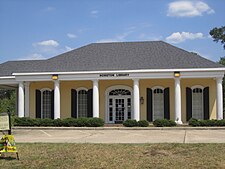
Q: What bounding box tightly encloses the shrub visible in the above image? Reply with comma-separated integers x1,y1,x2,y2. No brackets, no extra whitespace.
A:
189,119,225,127
138,120,149,127
61,118,78,127
215,119,225,126
53,118,63,127
188,118,200,127
123,119,138,127
39,118,54,126
153,119,177,127
86,118,104,127
14,117,36,126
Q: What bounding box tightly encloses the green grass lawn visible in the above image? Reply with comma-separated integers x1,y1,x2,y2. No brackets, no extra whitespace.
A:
1,143,225,169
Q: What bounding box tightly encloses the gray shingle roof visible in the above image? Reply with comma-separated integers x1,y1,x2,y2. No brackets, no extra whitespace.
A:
0,41,223,76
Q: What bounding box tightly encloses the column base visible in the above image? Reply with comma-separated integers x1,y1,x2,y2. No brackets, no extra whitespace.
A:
175,120,183,125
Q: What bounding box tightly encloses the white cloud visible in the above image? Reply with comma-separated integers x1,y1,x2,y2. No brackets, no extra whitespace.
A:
166,32,204,43
167,1,214,17
90,10,99,17
65,46,73,51
67,33,77,39
19,53,46,60
33,40,59,47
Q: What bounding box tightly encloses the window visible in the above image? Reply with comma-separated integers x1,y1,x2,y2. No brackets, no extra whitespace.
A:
192,88,203,119
109,89,131,96
41,89,52,119
78,89,88,117
153,88,164,120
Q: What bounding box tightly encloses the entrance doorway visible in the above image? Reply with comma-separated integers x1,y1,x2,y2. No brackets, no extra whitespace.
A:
106,86,132,123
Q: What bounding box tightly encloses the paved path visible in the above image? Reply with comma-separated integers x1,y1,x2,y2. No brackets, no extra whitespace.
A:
5,128,225,143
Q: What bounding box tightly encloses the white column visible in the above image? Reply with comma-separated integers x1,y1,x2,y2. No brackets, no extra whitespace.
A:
174,78,182,124
216,77,223,120
24,82,30,117
133,79,140,121
93,80,99,117
54,80,60,119
18,82,25,117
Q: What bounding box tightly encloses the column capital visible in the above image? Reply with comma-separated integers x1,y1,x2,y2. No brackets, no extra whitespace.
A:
132,78,139,82
216,77,223,83
92,79,99,83
24,82,30,87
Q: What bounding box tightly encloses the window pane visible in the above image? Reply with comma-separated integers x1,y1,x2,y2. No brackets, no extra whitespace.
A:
153,89,164,120
78,90,88,117
192,88,203,119
42,90,51,119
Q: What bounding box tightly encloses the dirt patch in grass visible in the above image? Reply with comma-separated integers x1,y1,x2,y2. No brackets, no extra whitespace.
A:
0,143,225,169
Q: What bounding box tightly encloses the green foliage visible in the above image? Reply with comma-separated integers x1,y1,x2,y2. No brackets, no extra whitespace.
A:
14,117,105,127
137,120,149,127
153,119,177,127
0,90,16,114
86,118,104,127
209,26,225,49
123,119,149,127
188,118,200,126
123,119,139,127
189,118,225,126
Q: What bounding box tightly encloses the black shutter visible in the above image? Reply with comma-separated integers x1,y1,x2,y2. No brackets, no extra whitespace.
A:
164,88,170,120
203,87,209,120
87,89,93,117
51,90,54,119
35,90,41,118
186,87,192,121
71,89,77,118
147,88,153,122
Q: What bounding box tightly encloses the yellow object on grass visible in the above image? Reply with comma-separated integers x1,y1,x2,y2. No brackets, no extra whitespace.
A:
0,135,17,153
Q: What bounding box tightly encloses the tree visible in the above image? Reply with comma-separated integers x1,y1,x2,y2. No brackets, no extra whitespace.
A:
0,90,16,114
209,26,225,49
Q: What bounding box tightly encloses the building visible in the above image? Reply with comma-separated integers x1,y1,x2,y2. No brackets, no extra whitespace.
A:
0,41,224,124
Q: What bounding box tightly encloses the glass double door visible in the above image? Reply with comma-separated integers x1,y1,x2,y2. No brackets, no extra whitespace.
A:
108,97,131,123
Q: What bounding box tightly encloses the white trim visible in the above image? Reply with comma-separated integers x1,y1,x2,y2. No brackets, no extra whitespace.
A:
54,80,60,119
0,76,15,79
175,78,182,124
216,77,223,120
152,86,164,91
152,86,164,121
76,87,88,91
191,85,204,90
18,82,24,117
40,88,52,92
12,67,225,76
105,85,133,123
93,80,99,118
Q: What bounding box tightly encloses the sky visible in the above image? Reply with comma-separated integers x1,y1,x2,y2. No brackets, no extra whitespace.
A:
0,0,225,64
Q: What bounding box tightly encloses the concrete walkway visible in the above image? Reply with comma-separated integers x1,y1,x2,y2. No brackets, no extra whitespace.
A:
5,127,225,143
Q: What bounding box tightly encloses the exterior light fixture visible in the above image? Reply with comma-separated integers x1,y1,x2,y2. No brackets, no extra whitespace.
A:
52,74,58,80
140,97,144,104
174,71,180,77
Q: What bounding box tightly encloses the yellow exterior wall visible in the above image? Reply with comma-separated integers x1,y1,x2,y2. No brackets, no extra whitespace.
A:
29,81,92,119
29,78,217,122
181,78,217,122
140,79,175,121
30,81,54,118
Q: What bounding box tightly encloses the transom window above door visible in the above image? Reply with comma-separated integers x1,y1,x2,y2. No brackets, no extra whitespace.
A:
109,89,131,96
